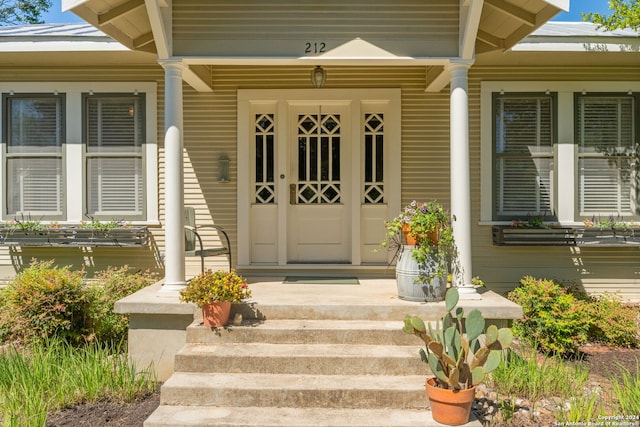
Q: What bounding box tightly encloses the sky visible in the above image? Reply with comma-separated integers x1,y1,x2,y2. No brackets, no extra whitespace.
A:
41,0,612,24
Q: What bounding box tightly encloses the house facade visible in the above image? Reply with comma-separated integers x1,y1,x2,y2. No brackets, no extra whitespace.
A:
1,0,640,299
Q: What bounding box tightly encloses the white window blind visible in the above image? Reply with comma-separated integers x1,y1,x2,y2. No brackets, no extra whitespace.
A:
4,95,64,217
85,95,144,218
577,95,637,217
494,95,554,219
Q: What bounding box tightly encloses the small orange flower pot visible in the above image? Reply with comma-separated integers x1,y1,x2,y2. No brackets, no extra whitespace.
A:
425,378,475,426
201,301,232,327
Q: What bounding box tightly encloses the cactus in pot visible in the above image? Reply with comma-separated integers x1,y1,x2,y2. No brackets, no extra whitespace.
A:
402,287,513,391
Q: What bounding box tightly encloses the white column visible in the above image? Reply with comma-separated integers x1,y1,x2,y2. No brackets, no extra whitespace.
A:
449,63,480,299
160,62,186,293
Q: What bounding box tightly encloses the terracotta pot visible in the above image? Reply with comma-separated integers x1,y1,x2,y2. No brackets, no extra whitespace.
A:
425,377,475,426
402,224,418,245
201,301,232,327
402,224,438,246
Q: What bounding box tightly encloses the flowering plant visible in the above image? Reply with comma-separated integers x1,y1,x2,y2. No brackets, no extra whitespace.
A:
382,200,454,280
180,269,251,307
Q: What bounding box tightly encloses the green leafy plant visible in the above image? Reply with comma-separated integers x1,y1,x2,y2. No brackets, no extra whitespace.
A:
0,260,89,345
490,345,589,404
507,276,589,357
611,361,640,415
581,293,639,348
583,214,638,230
382,200,454,281
0,338,156,426
2,214,45,232
80,215,129,231
402,287,513,390
180,269,251,307
86,266,158,343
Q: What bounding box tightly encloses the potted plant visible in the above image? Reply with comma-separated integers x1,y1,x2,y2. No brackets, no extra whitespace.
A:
382,200,454,301
402,287,513,426
179,269,251,327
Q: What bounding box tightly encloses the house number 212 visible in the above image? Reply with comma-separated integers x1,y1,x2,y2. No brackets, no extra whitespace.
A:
305,42,326,54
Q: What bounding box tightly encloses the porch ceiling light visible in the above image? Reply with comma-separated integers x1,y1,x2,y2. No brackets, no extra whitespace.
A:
311,66,326,88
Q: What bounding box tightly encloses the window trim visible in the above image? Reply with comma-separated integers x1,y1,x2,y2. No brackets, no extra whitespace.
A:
481,81,640,225
2,92,67,220
0,82,158,225
82,92,147,221
574,92,639,220
491,91,558,221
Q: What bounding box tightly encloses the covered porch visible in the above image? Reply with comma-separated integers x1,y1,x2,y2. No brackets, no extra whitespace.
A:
116,275,522,382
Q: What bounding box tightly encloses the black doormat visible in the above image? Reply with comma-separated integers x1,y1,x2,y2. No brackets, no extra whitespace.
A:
283,276,359,285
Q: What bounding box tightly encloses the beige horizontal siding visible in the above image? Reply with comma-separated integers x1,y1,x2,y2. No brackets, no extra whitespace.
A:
2,63,639,301
174,0,458,37
173,0,459,56
469,65,640,301
0,66,165,280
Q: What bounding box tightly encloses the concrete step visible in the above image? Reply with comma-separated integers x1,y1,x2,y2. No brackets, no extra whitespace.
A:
159,372,428,409
144,406,482,427
232,283,522,323
174,343,425,375
185,320,421,345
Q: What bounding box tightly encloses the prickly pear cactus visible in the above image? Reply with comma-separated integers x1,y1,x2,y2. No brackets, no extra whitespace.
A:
402,287,513,390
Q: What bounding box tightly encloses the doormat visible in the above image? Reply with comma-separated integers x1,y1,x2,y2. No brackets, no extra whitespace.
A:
283,276,359,285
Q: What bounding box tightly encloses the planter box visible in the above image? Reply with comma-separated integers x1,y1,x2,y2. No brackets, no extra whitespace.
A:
492,226,576,246
576,227,640,247
0,226,149,247
492,225,640,247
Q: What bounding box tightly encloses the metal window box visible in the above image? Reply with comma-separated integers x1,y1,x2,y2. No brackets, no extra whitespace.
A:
492,225,640,247
0,226,149,247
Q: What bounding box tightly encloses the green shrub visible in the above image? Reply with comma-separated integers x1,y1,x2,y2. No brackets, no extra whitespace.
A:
86,266,158,343
582,293,639,348
0,260,89,345
0,262,157,346
507,276,589,356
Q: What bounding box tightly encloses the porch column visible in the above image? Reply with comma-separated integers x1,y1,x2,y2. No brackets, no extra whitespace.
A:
160,62,186,293
449,63,480,299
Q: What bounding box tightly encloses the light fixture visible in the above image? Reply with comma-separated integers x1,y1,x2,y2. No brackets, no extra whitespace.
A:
218,155,230,182
311,66,326,88
128,105,135,117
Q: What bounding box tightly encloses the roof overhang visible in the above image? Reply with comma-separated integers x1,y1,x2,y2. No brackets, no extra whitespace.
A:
62,0,569,92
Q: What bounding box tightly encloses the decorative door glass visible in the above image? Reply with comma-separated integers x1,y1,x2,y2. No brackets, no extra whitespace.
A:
295,113,341,204
364,113,384,204
254,113,275,204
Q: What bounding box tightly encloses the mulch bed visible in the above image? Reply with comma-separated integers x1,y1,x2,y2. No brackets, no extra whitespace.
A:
46,392,160,427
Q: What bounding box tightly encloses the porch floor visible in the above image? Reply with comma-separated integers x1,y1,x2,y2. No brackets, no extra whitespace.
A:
117,276,523,323
241,276,522,322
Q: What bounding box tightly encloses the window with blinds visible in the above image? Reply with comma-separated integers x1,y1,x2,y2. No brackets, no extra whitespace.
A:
3,94,64,218
493,94,555,220
577,94,638,218
84,94,144,219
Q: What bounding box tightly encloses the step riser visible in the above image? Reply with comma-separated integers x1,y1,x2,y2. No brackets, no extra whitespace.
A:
160,386,428,410
234,304,451,322
174,354,426,376
186,326,420,346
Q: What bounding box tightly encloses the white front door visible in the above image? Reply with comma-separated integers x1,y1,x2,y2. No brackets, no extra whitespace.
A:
238,89,401,269
287,104,351,263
